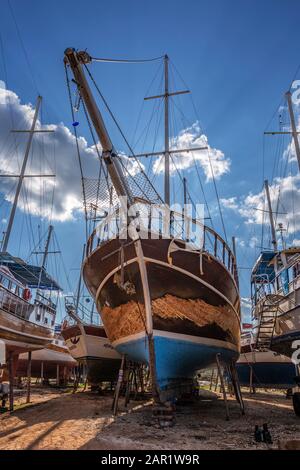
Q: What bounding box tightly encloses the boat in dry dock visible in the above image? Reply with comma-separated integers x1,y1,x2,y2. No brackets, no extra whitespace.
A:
250,89,300,414
251,248,300,358
16,334,76,384
237,326,298,390
0,246,61,389
0,258,59,356
0,96,62,396
64,48,241,400
61,296,121,386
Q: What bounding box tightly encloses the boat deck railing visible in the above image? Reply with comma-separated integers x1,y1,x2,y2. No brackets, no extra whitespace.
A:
251,258,300,316
35,290,57,313
64,295,100,326
0,283,32,320
86,200,238,284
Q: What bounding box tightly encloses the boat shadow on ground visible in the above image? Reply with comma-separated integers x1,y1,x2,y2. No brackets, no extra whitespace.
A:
0,389,299,450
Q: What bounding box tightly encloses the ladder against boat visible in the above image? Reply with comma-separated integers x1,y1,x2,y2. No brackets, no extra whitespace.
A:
254,294,286,351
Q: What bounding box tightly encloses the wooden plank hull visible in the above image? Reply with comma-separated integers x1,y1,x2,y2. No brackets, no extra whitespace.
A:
83,237,241,398
0,307,53,355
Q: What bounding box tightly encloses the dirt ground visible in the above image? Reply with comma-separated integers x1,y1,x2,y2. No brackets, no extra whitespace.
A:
0,386,300,450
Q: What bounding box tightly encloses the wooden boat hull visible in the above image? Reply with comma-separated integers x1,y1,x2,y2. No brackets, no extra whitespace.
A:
83,236,241,399
0,307,53,355
61,324,121,385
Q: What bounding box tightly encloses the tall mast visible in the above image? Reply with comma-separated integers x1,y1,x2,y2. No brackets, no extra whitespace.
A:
183,177,187,205
37,224,53,289
143,55,202,205
232,236,237,258
285,91,300,172
64,49,158,398
76,243,86,312
40,225,53,272
2,96,42,253
164,55,170,206
264,179,277,251
64,49,132,205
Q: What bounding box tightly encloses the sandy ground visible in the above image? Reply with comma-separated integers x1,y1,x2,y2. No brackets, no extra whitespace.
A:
0,386,300,450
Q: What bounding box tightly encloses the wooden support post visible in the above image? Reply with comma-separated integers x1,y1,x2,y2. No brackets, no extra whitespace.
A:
209,369,215,391
82,374,88,392
41,361,44,385
229,360,245,415
63,366,67,387
214,369,219,392
56,364,60,387
249,365,253,394
225,365,234,396
72,366,79,393
124,368,132,408
216,353,229,420
112,354,125,416
148,333,159,402
26,351,32,404
8,352,14,412
133,369,138,400
140,366,145,395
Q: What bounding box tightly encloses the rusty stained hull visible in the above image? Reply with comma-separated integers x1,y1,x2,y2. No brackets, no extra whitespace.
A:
83,236,241,398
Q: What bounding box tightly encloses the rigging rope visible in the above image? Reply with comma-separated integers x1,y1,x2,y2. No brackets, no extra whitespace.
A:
82,63,163,204
7,0,39,94
91,55,164,64
64,63,89,241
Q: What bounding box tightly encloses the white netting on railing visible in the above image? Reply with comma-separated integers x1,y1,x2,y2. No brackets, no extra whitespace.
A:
83,155,162,220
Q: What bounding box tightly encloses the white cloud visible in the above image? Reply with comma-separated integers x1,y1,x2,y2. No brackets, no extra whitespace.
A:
236,237,245,248
0,89,230,224
0,86,101,222
241,296,252,322
152,122,230,181
238,174,300,234
220,196,238,210
241,296,251,310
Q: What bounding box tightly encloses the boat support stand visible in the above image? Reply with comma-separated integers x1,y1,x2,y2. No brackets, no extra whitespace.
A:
215,353,245,420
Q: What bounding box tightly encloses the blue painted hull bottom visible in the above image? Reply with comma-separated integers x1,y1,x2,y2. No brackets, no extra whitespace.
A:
236,362,297,389
114,332,239,400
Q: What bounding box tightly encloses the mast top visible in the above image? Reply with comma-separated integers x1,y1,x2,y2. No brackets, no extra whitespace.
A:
64,48,92,65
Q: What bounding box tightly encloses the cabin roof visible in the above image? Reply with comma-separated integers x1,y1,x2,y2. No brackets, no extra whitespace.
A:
251,251,276,283
0,252,61,290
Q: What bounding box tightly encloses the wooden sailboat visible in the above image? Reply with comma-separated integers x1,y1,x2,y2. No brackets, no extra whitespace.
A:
61,296,121,386
64,49,241,401
250,90,300,414
0,97,61,393
0,257,58,356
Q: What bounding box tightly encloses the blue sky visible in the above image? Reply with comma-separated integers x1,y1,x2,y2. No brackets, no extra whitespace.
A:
1,0,300,322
